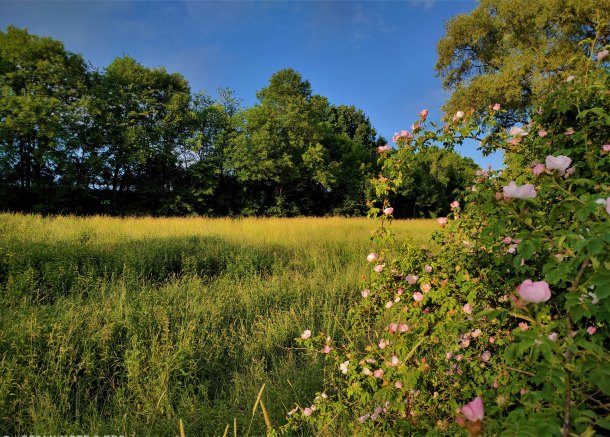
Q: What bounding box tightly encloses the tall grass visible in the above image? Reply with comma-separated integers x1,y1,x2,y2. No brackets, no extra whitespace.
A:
0,213,435,435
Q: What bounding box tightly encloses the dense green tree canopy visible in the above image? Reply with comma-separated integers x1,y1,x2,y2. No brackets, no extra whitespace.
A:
0,27,480,217
436,0,610,125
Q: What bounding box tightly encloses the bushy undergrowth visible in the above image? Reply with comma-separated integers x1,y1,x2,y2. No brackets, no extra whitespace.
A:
284,60,609,435
0,216,434,435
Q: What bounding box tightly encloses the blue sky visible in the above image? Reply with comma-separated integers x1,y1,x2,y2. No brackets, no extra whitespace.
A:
0,0,503,169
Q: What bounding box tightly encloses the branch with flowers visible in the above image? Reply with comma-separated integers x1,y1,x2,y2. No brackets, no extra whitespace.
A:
280,55,609,436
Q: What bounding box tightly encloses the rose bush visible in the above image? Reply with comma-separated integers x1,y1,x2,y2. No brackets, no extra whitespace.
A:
279,56,609,435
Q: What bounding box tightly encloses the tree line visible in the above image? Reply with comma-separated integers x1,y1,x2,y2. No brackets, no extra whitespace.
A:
0,26,478,217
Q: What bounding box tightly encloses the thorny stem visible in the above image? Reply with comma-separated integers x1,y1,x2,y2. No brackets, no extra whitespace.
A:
561,258,591,437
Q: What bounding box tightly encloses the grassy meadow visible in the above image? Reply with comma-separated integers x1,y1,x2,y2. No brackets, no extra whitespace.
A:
0,213,436,436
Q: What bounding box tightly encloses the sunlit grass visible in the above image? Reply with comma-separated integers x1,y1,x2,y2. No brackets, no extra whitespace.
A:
0,213,436,436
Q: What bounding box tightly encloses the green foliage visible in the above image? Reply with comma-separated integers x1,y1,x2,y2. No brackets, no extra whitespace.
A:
284,59,610,435
436,0,610,126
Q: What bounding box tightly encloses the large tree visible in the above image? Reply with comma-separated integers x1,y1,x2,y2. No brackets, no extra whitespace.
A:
0,26,90,211
91,55,191,212
436,0,610,125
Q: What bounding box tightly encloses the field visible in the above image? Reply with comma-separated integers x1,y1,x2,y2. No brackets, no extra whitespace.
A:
0,214,436,436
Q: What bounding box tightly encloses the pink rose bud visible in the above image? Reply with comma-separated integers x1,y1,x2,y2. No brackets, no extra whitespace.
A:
492,103,501,111
532,163,546,176
425,264,433,273
545,155,572,176
548,332,558,341
373,264,385,273
361,288,370,298
383,207,394,215
396,287,403,295
301,330,312,339
463,303,473,314
367,253,378,263
413,292,424,302
538,129,548,137
450,200,460,208
502,181,537,199
419,109,428,119
518,279,552,303
587,326,597,335
597,49,609,61
503,236,513,244
488,336,495,344
460,397,484,421
437,217,448,226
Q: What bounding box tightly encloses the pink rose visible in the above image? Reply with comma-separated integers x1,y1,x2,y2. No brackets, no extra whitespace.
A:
383,207,394,215
564,128,575,136
303,407,313,416
413,292,424,302
481,350,492,362
421,283,431,293
460,396,484,421
322,345,332,353
398,324,409,332
450,200,460,208
548,332,558,341
587,326,597,335
378,339,389,349
532,163,546,176
388,323,398,334
502,181,537,199
395,380,403,389
361,288,370,298
373,264,385,273
518,279,551,303
492,103,501,111
502,236,513,244
519,322,529,331
419,109,428,119
463,303,473,314
602,144,610,154
424,264,433,273
437,217,448,226
597,49,609,61
545,155,572,176
373,368,384,378
510,126,528,137
406,274,419,285
396,287,403,295
538,129,548,137
301,330,311,339
385,301,393,309
367,253,378,263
